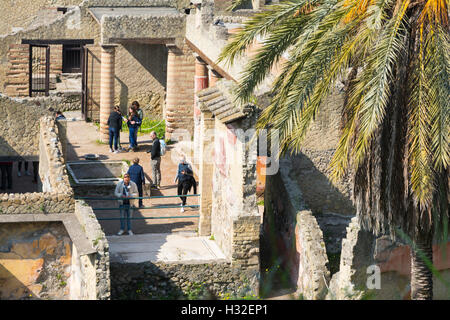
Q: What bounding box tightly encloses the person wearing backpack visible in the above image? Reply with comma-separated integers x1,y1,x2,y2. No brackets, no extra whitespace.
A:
149,131,162,189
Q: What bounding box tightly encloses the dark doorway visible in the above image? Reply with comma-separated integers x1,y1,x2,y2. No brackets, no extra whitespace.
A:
29,44,50,97
62,44,82,73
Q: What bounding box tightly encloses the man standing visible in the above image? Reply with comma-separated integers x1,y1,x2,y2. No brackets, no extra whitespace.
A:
107,106,123,153
127,158,145,208
149,131,161,189
114,173,138,236
0,161,13,191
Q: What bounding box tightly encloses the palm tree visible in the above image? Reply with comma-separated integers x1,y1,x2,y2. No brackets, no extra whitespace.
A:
219,0,449,300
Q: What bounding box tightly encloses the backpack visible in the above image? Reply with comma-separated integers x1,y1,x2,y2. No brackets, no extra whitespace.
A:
159,139,167,156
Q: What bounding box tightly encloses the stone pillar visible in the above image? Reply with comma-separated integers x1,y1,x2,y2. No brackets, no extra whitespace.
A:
208,68,223,87
99,45,116,143
194,56,209,165
5,44,29,97
252,0,265,10
198,110,215,236
165,44,195,141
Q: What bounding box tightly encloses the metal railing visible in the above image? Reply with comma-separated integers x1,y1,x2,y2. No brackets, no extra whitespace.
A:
76,194,201,220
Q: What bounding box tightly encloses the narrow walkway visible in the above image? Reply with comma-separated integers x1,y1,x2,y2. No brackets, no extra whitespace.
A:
64,111,200,236
107,231,227,264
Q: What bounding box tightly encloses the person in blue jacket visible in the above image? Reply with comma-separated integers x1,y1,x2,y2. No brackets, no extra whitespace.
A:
124,107,141,152
127,157,145,208
174,156,197,213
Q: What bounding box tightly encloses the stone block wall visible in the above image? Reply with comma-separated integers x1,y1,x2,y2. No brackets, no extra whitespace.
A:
0,6,102,92
110,261,259,299
0,221,73,299
290,85,354,217
210,113,260,287
0,114,74,214
72,201,110,300
0,95,51,159
0,0,80,36
327,217,450,300
114,43,169,118
264,157,330,299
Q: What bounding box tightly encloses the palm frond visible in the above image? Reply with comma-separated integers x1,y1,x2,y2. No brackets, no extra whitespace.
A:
350,0,410,168
218,0,319,67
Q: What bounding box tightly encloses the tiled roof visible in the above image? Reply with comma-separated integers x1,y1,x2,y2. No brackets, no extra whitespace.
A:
196,80,254,124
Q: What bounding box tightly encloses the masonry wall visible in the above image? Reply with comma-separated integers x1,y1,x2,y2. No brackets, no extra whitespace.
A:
110,261,259,299
0,221,73,299
0,109,109,299
327,217,450,300
114,43,168,118
0,114,74,214
210,114,260,294
0,95,52,159
1,4,170,118
264,158,330,299
0,6,101,91
0,0,81,36
72,201,110,300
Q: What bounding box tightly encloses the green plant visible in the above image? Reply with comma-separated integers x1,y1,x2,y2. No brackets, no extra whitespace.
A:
95,139,107,145
121,118,166,138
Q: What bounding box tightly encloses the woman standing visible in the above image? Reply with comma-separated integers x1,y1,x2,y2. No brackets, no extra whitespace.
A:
125,107,141,152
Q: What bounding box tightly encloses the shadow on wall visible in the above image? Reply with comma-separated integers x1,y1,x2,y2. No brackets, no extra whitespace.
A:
116,77,129,114
0,222,73,300
0,265,38,300
0,135,21,160
290,152,354,216
122,43,167,90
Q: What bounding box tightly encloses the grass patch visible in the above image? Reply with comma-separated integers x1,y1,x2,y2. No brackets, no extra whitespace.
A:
121,118,166,138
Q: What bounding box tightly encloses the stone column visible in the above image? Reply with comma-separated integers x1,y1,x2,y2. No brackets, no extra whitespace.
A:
208,67,223,87
165,44,195,141
194,56,209,165
99,45,116,143
198,110,215,236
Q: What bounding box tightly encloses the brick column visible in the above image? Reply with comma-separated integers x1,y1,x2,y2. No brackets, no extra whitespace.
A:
99,45,116,143
194,56,209,165
5,44,29,97
198,110,215,236
165,44,195,140
208,68,223,87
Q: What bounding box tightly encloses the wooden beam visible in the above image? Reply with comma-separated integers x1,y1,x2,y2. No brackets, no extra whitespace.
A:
185,38,236,82
22,39,94,45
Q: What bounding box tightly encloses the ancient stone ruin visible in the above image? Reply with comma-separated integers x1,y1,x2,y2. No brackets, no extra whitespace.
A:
0,0,448,300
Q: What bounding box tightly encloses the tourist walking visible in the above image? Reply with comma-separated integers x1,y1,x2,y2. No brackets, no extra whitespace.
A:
17,161,31,177
127,158,145,208
175,156,197,213
0,161,13,190
149,131,161,189
125,107,141,152
114,173,138,236
107,106,122,153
